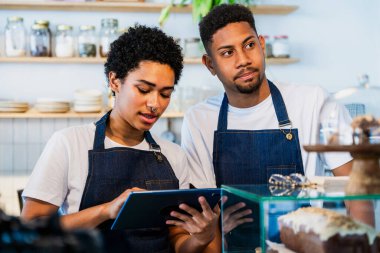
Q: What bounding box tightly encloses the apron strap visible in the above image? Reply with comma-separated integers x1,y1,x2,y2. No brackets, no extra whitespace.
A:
145,131,164,162
93,110,112,150
216,93,229,131
216,80,292,131
93,110,163,156
268,80,291,127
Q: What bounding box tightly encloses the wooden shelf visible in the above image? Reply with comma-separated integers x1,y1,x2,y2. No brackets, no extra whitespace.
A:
266,58,300,65
0,57,202,64
0,1,298,14
0,108,184,119
0,57,299,65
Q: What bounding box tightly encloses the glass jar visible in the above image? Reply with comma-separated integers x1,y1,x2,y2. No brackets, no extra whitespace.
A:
5,16,26,57
30,24,50,57
78,25,97,57
272,35,290,58
184,38,202,58
263,35,273,58
99,18,119,57
55,25,75,58
34,20,52,56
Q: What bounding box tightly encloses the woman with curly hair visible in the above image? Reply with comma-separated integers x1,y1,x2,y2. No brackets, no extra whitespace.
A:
21,25,220,253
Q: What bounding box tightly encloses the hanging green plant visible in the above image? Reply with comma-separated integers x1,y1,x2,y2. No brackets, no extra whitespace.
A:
159,0,256,27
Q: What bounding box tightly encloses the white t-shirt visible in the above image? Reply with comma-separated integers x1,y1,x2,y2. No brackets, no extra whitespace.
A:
181,82,352,188
23,123,190,214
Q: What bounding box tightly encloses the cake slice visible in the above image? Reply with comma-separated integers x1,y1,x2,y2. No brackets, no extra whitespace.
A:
278,207,379,253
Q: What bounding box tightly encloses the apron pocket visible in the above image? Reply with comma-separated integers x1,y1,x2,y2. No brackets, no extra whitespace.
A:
145,179,179,190
266,165,297,182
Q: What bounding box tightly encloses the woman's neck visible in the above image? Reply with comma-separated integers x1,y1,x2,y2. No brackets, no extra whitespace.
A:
106,110,145,147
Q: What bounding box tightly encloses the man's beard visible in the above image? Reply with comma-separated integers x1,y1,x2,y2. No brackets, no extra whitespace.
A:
235,76,263,94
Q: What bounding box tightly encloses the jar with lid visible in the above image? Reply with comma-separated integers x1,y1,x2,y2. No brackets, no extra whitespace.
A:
34,20,52,56
55,25,75,58
263,35,273,58
5,16,26,57
78,25,97,57
272,35,290,58
184,38,202,58
30,24,50,57
99,18,119,57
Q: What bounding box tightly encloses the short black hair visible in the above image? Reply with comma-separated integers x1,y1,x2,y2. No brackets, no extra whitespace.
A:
199,4,257,52
105,24,183,85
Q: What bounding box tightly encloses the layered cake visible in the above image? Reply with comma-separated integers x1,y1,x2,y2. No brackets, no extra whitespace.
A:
278,207,379,253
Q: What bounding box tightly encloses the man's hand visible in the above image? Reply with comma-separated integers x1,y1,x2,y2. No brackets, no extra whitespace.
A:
221,196,253,235
166,196,220,247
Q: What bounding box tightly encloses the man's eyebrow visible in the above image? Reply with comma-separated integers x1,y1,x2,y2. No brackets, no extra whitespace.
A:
216,35,256,51
242,35,255,45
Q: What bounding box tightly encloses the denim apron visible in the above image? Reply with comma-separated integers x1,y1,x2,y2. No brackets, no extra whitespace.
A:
79,111,179,253
213,81,304,250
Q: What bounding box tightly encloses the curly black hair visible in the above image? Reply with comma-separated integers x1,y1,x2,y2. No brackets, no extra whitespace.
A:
105,24,183,85
199,4,257,53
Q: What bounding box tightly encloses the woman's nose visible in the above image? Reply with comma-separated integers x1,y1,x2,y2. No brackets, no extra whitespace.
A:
146,93,159,109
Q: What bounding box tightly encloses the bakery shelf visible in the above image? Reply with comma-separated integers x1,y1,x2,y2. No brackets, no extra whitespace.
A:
0,108,184,119
0,1,298,14
0,57,299,65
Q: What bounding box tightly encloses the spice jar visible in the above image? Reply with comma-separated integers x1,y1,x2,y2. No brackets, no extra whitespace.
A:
184,38,202,58
272,35,290,58
263,35,273,58
30,24,50,57
99,18,119,57
5,16,26,57
78,25,97,57
55,25,75,57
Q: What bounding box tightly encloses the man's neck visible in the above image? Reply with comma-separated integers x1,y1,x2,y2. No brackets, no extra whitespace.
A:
226,79,271,108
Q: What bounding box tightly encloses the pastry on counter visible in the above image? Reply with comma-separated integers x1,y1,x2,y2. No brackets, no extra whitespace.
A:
277,207,379,253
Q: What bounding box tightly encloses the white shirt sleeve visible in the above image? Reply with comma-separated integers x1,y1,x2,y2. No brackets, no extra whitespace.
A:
181,113,216,188
177,151,190,189
320,96,353,170
22,131,69,207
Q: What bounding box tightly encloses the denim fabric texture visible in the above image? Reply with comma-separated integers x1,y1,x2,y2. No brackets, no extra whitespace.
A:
79,111,178,253
213,81,304,187
213,81,305,250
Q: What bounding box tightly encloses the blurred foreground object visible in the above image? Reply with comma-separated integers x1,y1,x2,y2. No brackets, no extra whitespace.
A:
0,209,103,253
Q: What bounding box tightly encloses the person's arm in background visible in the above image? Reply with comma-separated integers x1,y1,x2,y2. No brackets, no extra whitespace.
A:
332,161,375,226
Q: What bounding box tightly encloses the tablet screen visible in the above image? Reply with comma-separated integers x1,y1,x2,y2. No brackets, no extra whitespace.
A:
111,188,221,230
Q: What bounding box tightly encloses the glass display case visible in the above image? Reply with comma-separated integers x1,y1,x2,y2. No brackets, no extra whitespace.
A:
334,74,380,118
221,184,380,253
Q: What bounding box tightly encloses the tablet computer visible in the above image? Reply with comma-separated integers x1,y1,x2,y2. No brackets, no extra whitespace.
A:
111,188,221,230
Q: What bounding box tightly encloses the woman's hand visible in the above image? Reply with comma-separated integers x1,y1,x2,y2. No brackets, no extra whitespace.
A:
167,196,220,247
105,187,145,220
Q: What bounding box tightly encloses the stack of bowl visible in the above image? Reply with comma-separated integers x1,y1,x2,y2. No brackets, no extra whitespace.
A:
74,89,103,113
0,101,29,113
35,98,70,113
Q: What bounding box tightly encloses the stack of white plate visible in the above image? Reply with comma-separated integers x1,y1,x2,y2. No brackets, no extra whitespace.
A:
35,98,70,113
0,101,29,113
74,89,103,113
